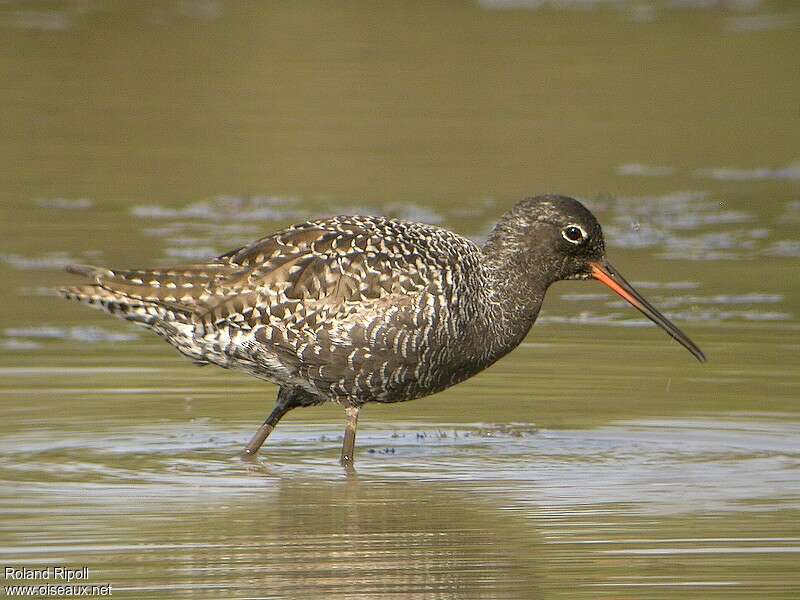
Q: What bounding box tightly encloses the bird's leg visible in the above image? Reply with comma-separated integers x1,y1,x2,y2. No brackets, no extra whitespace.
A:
340,405,360,467
243,387,296,455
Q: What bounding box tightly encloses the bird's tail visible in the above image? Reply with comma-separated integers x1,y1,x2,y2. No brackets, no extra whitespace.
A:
60,284,170,325
60,263,214,326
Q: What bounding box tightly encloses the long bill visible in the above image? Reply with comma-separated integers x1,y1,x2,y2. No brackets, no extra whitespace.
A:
589,261,706,363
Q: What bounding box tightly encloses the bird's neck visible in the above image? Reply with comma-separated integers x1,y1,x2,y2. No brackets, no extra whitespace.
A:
477,238,552,359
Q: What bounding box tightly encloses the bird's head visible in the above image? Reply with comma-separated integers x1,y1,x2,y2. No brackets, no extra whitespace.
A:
486,195,706,362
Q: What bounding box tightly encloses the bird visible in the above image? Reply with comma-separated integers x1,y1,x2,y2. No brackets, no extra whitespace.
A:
61,195,705,466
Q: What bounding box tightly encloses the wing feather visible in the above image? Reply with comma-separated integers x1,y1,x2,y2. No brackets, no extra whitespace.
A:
195,222,435,330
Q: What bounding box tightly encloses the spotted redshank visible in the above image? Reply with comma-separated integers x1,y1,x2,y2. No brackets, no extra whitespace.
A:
62,195,705,466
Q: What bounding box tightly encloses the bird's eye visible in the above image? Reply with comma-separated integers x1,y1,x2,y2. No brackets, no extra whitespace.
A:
561,224,587,244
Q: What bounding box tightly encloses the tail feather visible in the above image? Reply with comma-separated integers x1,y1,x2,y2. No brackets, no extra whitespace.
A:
65,264,113,280
61,260,254,329
61,261,231,324
63,262,240,311
60,284,184,325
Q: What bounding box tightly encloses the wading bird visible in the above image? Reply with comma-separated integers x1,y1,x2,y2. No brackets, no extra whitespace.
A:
62,195,705,466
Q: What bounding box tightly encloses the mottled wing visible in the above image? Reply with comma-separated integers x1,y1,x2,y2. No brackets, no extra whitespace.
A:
196,218,437,329
196,217,457,400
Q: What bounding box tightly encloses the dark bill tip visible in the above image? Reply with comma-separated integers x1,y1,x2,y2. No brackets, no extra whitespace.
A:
589,261,707,363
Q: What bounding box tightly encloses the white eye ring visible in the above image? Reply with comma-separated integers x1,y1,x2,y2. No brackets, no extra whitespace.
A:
561,224,588,245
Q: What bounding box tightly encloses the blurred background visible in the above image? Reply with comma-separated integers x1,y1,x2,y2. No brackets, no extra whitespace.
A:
1,1,799,598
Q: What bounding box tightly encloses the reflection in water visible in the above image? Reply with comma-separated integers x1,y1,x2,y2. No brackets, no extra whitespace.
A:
1,419,798,597
2,419,798,512
2,451,544,597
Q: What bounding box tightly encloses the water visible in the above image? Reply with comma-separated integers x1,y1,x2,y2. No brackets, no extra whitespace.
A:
1,1,799,597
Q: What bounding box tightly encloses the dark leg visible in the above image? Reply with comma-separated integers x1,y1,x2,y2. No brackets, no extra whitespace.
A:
340,405,360,467
244,386,297,455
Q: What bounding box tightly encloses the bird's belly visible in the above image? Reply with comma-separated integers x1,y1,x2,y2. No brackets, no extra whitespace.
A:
164,291,495,404
295,309,491,405
153,321,308,391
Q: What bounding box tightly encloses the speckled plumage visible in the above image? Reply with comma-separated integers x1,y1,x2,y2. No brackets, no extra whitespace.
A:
61,195,704,465
64,214,519,403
